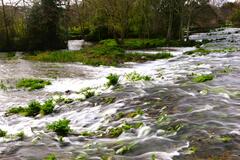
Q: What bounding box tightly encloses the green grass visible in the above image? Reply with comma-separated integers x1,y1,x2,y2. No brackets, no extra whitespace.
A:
25,45,173,67
100,39,201,49
106,73,120,87
192,74,214,83
7,99,55,117
47,118,72,136
16,78,51,91
126,71,152,81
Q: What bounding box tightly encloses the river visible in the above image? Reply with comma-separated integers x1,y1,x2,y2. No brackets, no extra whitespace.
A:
0,28,240,160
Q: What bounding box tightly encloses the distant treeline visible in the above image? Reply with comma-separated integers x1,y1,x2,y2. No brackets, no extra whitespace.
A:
0,0,239,51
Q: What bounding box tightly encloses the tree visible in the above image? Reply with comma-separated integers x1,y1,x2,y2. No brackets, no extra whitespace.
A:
91,0,136,44
26,0,65,50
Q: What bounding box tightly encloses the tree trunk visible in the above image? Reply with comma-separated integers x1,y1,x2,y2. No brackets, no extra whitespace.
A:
167,10,173,40
1,0,10,47
179,8,184,40
186,11,192,41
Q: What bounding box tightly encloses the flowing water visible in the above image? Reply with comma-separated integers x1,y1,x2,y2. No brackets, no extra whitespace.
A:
0,28,240,160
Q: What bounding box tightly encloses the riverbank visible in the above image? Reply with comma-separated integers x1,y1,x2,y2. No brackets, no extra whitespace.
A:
25,39,200,66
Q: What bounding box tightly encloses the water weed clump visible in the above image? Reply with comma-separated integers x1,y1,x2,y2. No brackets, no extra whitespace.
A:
115,108,144,121
7,99,55,117
16,78,51,91
0,81,7,91
16,131,25,140
184,48,211,55
192,74,214,83
126,71,152,82
155,52,173,59
80,87,95,99
44,154,57,160
107,122,143,138
47,118,72,136
184,47,238,56
40,100,55,116
0,129,7,137
115,143,136,155
106,73,120,87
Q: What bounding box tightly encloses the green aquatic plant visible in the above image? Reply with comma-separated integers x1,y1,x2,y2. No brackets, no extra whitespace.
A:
101,96,116,104
126,71,152,82
44,154,57,160
166,123,184,134
115,143,136,155
219,66,232,74
16,131,25,140
0,129,7,137
115,108,144,120
184,47,238,56
40,100,55,116
157,113,168,124
219,135,232,143
155,52,173,59
192,74,214,83
7,99,55,117
187,146,198,154
0,81,7,90
16,78,51,91
107,122,143,138
184,48,211,55
24,100,41,116
151,154,157,160
47,118,72,136
80,131,96,137
106,73,120,87
80,87,95,99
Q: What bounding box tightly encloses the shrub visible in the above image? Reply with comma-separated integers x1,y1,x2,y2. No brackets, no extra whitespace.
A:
47,118,72,136
0,129,7,137
192,74,214,83
106,73,120,87
126,71,152,81
16,79,51,91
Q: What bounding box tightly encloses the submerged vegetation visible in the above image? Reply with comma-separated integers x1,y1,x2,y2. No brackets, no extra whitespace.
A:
126,71,152,81
184,47,238,56
16,79,51,91
192,74,214,83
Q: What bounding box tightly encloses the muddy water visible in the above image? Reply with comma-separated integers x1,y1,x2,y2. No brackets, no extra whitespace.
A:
0,28,240,160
